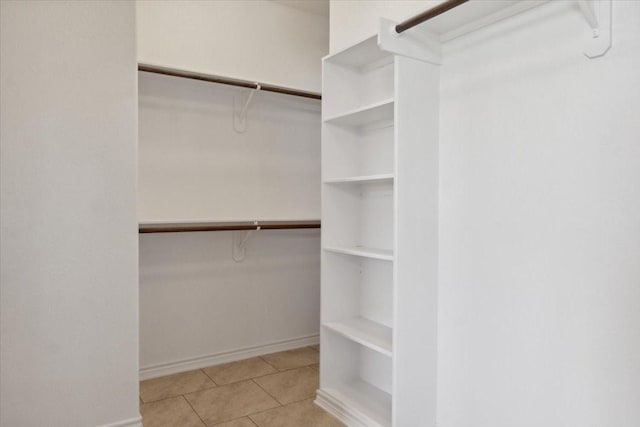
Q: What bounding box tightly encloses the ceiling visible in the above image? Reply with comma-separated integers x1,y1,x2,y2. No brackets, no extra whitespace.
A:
273,0,329,17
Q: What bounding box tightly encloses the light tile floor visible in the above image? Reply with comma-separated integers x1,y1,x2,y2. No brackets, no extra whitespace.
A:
140,345,344,427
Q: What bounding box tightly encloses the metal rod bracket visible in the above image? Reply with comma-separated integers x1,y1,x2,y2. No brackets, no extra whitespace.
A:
234,84,261,133
232,221,260,262
379,18,442,65
580,0,612,58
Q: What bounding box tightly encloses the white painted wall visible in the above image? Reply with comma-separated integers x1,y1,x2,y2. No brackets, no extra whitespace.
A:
0,2,140,427
136,0,329,93
138,72,321,377
438,2,640,426
138,72,321,222
330,1,640,426
140,228,320,378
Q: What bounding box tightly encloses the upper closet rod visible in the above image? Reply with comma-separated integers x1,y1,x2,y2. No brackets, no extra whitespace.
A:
395,0,470,33
138,64,322,100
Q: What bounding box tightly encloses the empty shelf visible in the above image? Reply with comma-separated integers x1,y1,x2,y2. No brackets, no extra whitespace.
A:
324,174,394,185
318,379,392,427
324,317,392,357
324,99,394,128
323,245,393,261
323,35,393,70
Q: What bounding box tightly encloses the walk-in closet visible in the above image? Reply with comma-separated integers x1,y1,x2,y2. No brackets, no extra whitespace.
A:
136,2,326,423
2,1,639,427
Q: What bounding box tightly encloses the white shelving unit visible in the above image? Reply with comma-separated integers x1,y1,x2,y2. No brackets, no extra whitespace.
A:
317,26,440,427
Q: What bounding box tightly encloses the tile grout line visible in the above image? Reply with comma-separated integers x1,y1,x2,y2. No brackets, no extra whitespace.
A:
264,365,317,380
200,367,220,386
143,364,314,404
246,363,316,383
248,401,290,420
181,394,208,427
253,366,320,407
258,354,319,373
140,365,317,403
276,394,319,407
140,369,218,404
251,378,285,407
140,381,219,405
143,346,317,389
185,380,277,427
140,393,193,406
198,353,317,385
199,358,278,386
248,397,319,421
212,416,260,427
247,365,318,401
258,355,279,371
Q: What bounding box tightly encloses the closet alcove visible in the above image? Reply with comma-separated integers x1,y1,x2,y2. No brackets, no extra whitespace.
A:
137,67,322,379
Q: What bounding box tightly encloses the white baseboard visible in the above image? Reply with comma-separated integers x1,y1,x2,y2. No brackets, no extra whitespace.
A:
99,415,142,427
140,334,319,380
315,388,383,427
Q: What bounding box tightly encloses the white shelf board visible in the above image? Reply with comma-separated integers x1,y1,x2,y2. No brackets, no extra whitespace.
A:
324,317,392,357
323,245,393,261
323,35,393,70
324,174,394,185
324,99,394,128
321,379,392,427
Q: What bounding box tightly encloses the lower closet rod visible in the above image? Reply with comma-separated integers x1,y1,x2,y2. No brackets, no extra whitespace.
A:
139,220,321,234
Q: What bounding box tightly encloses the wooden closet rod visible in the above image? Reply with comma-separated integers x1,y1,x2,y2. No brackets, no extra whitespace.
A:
395,0,470,33
138,64,322,100
139,220,321,234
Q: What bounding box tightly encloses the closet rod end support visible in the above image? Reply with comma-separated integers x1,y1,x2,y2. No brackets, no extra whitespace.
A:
581,0,612,59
